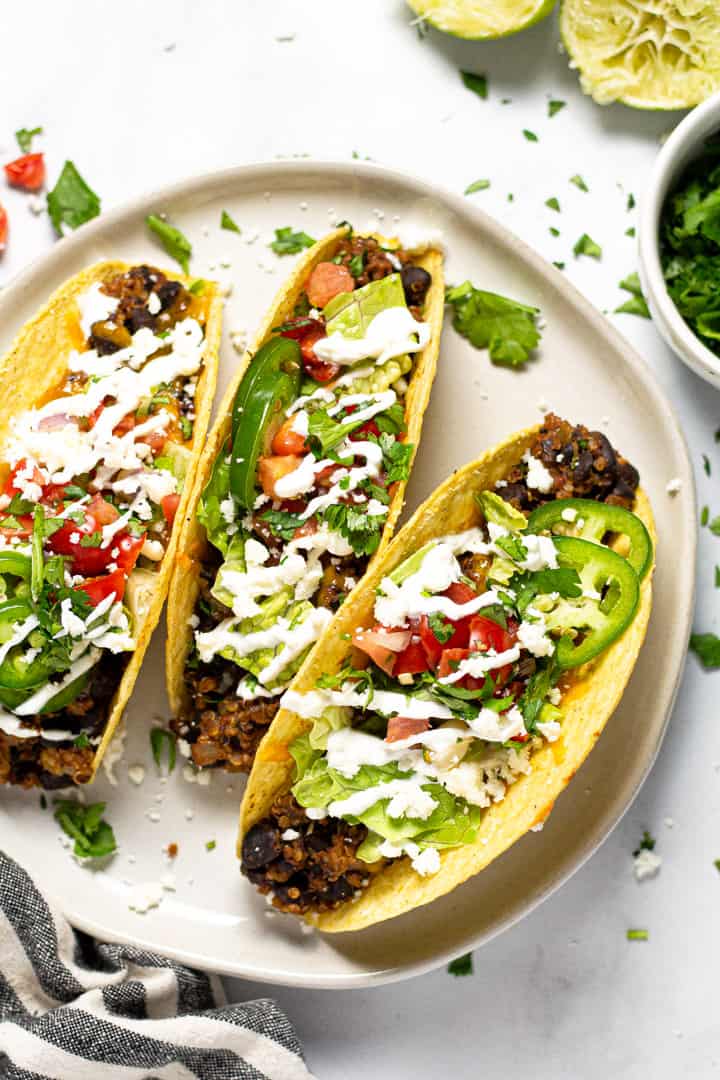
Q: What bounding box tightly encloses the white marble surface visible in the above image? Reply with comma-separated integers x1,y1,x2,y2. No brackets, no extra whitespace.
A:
1,1,719,1075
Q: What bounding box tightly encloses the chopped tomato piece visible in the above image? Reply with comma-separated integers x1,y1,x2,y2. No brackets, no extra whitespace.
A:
386,716,431,743
0,517,32,539
257,454,304,498
418,612,470,669
138,428,168,453
113,414,136,437
0,204,7,250
77,567,126,606
468,615,514,655
437,648,469,680
352,625,411,675
87,403,106,429
305,262,354,308
4,459,44,498
4,153,45,192
272,416,308,456
114,534,145,573
300,327,340,383
394,637,430,677
349,419,381,440
88,493,119,527
47,512,112,576
444,582,479,606
292,517,317,540
279,317,324,340
161,493,181,525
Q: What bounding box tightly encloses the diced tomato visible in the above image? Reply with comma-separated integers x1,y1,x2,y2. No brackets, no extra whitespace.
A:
313,463,337,489
279,317,324,341
305,262,354,309
114,533,145,573
88,493,119,527
4,459,44,498
394,637,430,677
87,403,106,429
386,716,431,743
272,416,308,456
138,429,168,453
300,327,340,383
418,612,470,669
0,517,32,539
47,513,113,576
437,648,469,680
258,454,304,498
349,419,380,440
0,203,7,250
77,567,126,607
352,625,411,675
161,493,181,525
113,414,136,437
468,615,514,655
444,582,479,607
4,153,45,192
291,517,317,540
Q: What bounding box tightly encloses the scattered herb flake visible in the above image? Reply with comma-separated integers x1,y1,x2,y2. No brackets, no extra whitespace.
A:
150,727,177,773
553,261,566,270
702,505,710,526
690,632,720,668
523,129,538,142
715,859,720,872
548,99,566,117
270,227,316,255
704,454,712,476
445,282,542,367
545,197,561,212
570,174,589,192
448,952,473,975
626,929,649,942
615,272,650,318
715,565,720,588
220,209,241,233
16,126,43,153
710,516,720,536
73,733,90,749
54,800,116,859
549,227,560,237
146,214,192,274
633,830,655,856
625,227,636,237
573,233,602,259
460,71,487,99
47,161,101,235
189,279,207,295
464,179,490,195
627,193,636,211
206,839,217,851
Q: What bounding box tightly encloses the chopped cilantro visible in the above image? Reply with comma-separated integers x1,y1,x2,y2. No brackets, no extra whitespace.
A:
549,227,560,237
553,261,566,271
627,193,636,211
626,929,648,942
150,728,177,773
615,272,649,318
633,830,655,856
701,505,709,526
270,227,316,255
348,252,365,278
465,179,490,195
189,279,206,295
494,533,528,563
570,174,589,192
715,565,720,588
206,839,217,851
548,99,566,118
448,952,473,976
47,161,101,235
54,800,116,859
180,417,193,441
715,859,720,872
146,214,192,274
545,197,560,212
323,503,384,557
710,515,720,536
15,126,43,153
221,209,241,233
73,733,90,749
625,227,636,237
573,233,602,259
445,282,542,367
376,432,413,484
523,129,538,142
704,454,711,476
79,530,103,548
428,611,454,644
460,71,487,99
259,508,305,542
689,632,720,668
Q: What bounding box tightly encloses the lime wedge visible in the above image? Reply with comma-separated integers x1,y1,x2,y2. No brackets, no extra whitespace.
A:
407,0,557,39
560,0,720,108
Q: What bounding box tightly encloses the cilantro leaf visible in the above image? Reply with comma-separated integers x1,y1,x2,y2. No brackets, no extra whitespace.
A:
150,728,177,774
54,800,117,859
16,126,43,153
428,612,454,643
323,503,384,556
377,433,413,484
448,952,473,976
445,282,541,367
465,179,490,195
47,161,101,235
270,227,316,255
548,100,566,118
615,272,650,318
348,252,365,278
690,632,720,668
573,233,602,259
626,929,649,941
545,197,561,212
221,210,241,233
460,71,487,99
570,174,589,192
375,402,406,435
146,214,192,274
633,829,655,856
259,508,305,542
523,129,538,142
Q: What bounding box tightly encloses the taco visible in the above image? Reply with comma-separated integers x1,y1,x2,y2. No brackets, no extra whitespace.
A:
0,262,221,787
239,414,654,931
167,225,444,774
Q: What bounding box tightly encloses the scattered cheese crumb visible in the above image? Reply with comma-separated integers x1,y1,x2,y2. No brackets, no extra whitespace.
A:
666,478,681,496
127,764,145,786
128,882,164,914
634,849,662,881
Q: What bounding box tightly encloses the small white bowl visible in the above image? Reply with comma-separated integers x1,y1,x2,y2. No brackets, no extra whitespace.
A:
639,90,720,388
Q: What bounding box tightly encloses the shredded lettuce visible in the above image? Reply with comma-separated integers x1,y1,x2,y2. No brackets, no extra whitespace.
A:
197,451,233,555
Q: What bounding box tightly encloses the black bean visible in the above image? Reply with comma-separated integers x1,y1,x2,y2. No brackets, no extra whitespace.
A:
242,822,282,869
126,306,156,334
400,265,432,307
156,280,182,310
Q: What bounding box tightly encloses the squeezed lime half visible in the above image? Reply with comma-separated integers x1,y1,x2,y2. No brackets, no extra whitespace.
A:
407,0,557,40
560,0,720,108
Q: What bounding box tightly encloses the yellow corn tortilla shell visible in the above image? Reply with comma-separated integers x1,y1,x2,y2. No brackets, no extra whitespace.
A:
165,229,444,722
0,261,222,781
239,423,655,932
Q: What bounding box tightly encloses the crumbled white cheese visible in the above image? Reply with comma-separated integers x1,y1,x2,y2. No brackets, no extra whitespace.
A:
127,881,164,914
281,829,300,841
127,764,145,786
523,450,554,494
634,849,662,881
666,478,681,496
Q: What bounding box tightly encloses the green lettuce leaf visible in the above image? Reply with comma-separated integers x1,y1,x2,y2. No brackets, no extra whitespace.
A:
197,451,233,554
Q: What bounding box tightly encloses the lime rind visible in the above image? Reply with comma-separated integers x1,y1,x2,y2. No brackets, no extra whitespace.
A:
560,0,720,108
407,0,557,40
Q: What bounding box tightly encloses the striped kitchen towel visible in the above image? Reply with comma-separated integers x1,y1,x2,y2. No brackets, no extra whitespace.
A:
0,853,314,1080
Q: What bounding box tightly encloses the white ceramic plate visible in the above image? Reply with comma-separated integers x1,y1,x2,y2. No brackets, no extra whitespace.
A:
0,161,695,989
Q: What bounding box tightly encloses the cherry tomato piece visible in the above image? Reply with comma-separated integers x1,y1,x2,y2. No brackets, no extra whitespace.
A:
4,153,45,192
305,262,354,308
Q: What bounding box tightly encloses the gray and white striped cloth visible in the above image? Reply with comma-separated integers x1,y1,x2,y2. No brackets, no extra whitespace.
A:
0,853,314,1080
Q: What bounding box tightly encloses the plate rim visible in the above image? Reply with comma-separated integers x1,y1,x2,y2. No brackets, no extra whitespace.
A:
0,158,697,989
